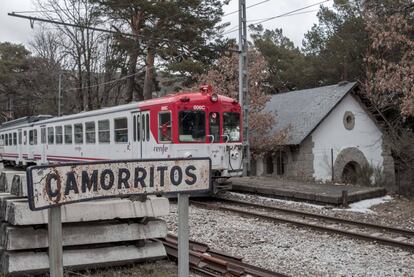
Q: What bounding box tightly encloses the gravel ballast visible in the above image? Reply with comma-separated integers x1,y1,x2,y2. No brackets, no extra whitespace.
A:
163,194,414,277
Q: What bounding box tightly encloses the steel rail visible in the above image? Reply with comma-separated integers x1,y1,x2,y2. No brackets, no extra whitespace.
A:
155,234,288,277
217,197,414,237
190,200,414,252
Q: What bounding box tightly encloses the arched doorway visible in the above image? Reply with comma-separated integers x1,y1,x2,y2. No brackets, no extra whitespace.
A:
341,161,361,184
334,147,369,183
265,154,274,175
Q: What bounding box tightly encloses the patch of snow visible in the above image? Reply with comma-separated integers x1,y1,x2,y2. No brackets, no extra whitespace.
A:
337,195,393,214
226,191,325,209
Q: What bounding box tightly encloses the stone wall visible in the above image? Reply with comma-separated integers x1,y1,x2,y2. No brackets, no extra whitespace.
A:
381,137,396,189
251,136,314,181
397,168,414,196
285,136,314,180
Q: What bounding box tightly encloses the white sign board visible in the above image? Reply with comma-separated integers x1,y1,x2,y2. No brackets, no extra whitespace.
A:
27,158,211,210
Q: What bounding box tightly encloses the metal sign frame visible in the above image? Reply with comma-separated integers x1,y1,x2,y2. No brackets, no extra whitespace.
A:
26,157,212,211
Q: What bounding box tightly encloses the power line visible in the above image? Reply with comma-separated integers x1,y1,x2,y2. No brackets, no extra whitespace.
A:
8,12,240,53
223,0,271,17
58,48,193,94
248,9,318,23
255,0,329,25
224,9,319,34
61,71,138,93
222,0,330,36
15,1,271,18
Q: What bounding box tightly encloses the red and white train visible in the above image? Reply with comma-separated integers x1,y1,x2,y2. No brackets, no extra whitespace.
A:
0,85,243,181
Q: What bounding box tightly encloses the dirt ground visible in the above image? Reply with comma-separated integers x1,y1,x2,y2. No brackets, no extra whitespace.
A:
62,260,177,277
61,259,202,277
372,194,414,224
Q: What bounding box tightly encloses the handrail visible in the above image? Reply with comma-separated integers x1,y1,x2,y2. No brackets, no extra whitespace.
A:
221,134,229,143
206,135,214,143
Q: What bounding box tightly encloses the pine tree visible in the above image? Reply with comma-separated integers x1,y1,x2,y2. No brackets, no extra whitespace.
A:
93,0,229,100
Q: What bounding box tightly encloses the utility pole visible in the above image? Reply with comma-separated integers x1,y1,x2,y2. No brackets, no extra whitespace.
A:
8,97,12,119
58,73,62,117
239,0,250,176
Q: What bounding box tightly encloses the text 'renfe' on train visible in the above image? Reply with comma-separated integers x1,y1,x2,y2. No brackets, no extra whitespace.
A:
0,85,243,183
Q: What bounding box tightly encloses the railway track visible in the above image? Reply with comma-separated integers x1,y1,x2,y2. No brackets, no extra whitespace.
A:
190,197,414,252
155,234,288,277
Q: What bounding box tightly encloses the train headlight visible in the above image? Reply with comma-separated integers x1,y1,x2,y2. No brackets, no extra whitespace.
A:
211,93,218,102
230,150,239,160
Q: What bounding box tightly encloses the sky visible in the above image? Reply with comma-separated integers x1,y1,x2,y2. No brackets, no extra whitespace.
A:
0,0,333,49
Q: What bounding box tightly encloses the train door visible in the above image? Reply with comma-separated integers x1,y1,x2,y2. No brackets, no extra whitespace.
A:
23,129,28,161
0,134,4,156
17,129,22,163
140,111,151,158
131,111,141,159
130,111,151,159
40,126,47,163
207,111,225,168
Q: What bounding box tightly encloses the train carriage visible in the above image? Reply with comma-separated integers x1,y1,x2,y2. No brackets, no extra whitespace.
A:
0,86,243,182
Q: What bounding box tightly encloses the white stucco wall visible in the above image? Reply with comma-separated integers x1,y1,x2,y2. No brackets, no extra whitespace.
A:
311,94,383,181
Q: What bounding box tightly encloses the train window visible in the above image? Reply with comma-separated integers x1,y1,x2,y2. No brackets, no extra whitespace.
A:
146,114,149,141
55,126,63,144
18,130,22,145
137,115,140,141
179,111,206,142
9,133,12,146
133,116,136,142
98,120,110,143
0,135,3,146
13,133,17,145
209,112,220,143
29,130,34,145
23,131,27,145
74,123,83,144
114,118,128,143
223,112,241,142
41,127,46,144
5,134,8,146
64,125,73,144
85,122,96,144
141,115,145,141
158,112,171,142
48,127,54,144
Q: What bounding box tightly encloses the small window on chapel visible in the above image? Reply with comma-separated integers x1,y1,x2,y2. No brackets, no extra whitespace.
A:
343,111,355,130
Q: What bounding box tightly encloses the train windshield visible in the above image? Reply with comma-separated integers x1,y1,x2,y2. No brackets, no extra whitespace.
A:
179,111,206,142
223,112,241,142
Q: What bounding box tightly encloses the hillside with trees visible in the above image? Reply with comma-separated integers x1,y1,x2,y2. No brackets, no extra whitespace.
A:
0,0,412,190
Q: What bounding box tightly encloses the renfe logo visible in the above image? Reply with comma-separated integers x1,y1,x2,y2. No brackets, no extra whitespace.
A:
193,105,205,110
154,145,168,154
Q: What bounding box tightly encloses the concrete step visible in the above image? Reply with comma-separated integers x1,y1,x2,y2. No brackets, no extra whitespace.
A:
6,196,170,225
10,174,27,197
0,195,26,220
0,219,167,250
2,241,166,275
0,171,24,193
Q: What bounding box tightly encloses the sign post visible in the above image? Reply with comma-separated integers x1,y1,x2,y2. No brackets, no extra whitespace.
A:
48,207,63,277
177,193,189,277
26,158,211,276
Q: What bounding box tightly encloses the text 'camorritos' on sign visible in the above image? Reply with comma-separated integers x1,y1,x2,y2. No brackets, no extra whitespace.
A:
27,158,211,210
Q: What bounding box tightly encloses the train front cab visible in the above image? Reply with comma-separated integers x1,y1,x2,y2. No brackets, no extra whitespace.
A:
150,86,244,189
